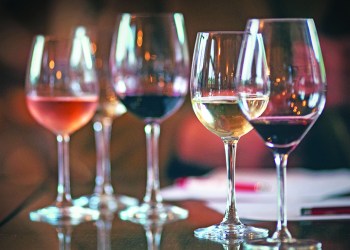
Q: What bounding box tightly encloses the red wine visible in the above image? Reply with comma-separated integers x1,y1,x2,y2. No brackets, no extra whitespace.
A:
250,117,313,154
121,94,185,121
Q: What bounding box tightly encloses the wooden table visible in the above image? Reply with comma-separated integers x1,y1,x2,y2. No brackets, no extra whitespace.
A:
0,176,349,250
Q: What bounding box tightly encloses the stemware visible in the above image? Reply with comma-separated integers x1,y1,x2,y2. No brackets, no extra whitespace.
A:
236,18,326,249
56,224,73,250
73,27,138,211
26,27,100,224
190,31,268,243
143,221,165,250
96,210,114,250
110,13,189,224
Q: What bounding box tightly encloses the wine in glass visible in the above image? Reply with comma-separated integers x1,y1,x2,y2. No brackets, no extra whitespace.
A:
190,31,269,243
73,26,138,211
236,18,326,249
110,13,189,223
26,27,100,224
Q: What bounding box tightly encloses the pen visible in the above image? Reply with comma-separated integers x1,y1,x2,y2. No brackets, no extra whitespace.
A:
175,177,267,192
301,206,350,216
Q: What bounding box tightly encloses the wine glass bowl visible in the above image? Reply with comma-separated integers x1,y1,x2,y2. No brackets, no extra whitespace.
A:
72,26,138,212
110,13,189,224
236,18,326,249
93,28,127,120
26,28,100,224
190,31,268,243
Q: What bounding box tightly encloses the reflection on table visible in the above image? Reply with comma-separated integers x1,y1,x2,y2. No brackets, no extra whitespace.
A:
0,172,350,250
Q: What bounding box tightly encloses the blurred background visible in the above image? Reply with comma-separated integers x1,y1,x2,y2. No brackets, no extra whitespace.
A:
0,0,349,197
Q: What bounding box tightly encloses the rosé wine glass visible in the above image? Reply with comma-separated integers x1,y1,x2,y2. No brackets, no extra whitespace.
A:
26,27,100,224
236,18,326,249
110,13,189,224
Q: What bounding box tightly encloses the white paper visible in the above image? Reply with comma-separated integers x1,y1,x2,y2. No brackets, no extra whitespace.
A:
207,198,350,221
161,168,350,221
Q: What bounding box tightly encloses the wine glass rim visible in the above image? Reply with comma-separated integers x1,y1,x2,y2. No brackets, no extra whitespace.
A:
34,35,72,41
33,34,90,43
118,12,184,17
33,26,91,42
197,31,247,35
248,18,314,22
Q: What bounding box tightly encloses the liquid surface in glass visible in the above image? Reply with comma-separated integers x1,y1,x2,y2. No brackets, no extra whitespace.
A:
192,96,268,138
27,95,98,135
121,94,185,121
250,117,313,154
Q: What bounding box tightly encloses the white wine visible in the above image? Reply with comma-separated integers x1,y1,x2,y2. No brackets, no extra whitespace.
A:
192,96,268,138
239,94,269,119
96,99,126,119
192,96,251,138
95,78,127,119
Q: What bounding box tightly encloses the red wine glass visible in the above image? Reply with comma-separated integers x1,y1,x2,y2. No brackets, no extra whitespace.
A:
236,18,326,249
110,13,189,224
26,27,99,224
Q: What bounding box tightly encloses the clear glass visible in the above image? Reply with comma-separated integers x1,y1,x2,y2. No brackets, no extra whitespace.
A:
236,18,326,249
96,210,168,250
56,224,73,250
73,27,138,211
143,222,164,250
26,27,100,224
221,241,243,250
96,211,114,250
110,13,189,224
190,31,268,243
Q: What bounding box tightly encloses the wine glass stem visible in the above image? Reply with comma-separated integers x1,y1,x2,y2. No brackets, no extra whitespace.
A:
56,134,73,206
272,153,292,240
222,244,241,250
97,217,112,250
221,138,242,226
57,226,72,250
93,117,114,195
145,224,163,250
143,122,163,205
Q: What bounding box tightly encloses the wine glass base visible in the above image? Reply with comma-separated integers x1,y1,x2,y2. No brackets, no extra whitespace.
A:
194,223,268,244
29,205,99,226
243,238,322,250
73,194,139,212
119,203,188,225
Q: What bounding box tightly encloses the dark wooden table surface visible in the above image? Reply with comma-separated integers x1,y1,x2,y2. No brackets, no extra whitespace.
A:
0,175,349,250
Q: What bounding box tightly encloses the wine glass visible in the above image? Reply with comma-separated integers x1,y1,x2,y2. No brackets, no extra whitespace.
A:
73,26,138,211
110,13,189,223
26,27,100,224
190,32,268,243
236,18,326,249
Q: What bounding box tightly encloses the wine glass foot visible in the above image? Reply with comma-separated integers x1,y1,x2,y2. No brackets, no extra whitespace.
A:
119,203,188,225
29,205,99,226
243,238,322,250
74,194,139,212
194,223,268,244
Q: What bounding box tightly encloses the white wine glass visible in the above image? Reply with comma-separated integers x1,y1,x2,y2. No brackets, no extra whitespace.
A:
73,26,138,211
190,31,269,243
26,27,100,224
110,13,189,224
236,18,326,249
